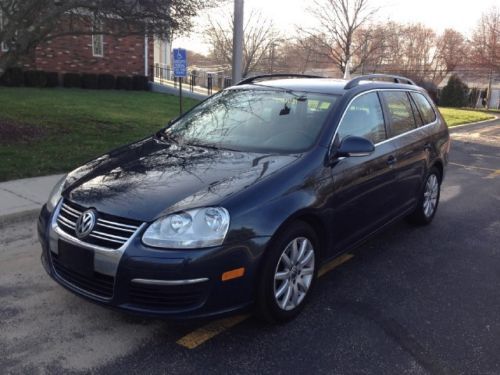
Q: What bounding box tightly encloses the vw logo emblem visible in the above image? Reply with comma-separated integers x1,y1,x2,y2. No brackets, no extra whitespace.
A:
75,210,97,239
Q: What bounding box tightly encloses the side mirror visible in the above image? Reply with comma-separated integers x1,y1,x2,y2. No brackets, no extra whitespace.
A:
337,136,375,157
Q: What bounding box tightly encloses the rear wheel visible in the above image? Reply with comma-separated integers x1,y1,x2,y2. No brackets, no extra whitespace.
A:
407,167,441,225
256,221,318,323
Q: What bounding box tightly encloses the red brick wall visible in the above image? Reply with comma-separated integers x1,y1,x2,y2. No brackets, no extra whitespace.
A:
0,17,153,77
30,33,151,76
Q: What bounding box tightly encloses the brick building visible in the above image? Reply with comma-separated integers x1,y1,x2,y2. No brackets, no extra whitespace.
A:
0,11,170,78
29,32,155,77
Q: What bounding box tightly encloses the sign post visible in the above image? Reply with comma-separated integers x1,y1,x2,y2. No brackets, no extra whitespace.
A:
173,48,187,115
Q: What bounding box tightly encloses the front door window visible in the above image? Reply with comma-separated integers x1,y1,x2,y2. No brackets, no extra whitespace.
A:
337,92,386,144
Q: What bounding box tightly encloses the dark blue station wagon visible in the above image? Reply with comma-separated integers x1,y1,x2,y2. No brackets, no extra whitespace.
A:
38,74,450,322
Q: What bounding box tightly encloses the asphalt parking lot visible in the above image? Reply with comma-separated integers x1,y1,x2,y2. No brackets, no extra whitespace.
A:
1,119,499,375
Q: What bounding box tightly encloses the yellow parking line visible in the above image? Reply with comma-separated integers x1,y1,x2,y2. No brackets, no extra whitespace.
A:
176,253,354,349
176,314,250,349
486,170,500,179
318,253,354,278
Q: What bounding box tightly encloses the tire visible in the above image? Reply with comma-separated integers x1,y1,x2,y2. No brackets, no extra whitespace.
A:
256,221,319,323
407,167,441,225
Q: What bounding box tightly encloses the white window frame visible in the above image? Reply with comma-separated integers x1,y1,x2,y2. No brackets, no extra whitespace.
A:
92,20,104,57
0,10,8,52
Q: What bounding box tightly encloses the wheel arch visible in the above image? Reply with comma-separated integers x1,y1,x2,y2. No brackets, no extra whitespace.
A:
266,209,329,263
431,159,444,182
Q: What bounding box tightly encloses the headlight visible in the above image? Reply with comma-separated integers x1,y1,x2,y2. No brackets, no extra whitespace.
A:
46,175,67,211
142,207,230,249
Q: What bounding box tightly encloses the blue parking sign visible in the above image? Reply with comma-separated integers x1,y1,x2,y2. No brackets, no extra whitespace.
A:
173,48,187,78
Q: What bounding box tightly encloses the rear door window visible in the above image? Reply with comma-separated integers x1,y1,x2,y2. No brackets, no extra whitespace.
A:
337,92,386,144
411,92,437,125
381,91,417,137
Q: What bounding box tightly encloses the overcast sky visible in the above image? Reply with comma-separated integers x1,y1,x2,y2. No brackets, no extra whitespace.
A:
172,0,498,54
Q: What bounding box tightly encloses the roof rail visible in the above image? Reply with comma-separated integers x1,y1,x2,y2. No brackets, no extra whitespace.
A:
236,73,323,86
344,74,416,90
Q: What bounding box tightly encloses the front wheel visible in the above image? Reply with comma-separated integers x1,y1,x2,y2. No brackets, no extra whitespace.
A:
407,167,441,225
256,221,318,323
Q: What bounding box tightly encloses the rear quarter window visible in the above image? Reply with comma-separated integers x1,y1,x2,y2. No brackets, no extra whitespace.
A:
411,92,437,125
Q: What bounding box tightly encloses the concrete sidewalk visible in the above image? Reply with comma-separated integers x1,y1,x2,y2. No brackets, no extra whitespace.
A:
0,174,63,225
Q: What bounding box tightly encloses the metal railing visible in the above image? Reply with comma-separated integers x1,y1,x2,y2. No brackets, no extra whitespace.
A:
151,64,233,96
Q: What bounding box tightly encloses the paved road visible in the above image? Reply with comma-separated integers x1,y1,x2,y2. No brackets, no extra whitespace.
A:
1,119,499,375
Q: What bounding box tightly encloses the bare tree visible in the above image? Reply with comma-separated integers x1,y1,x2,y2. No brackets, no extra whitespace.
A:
436,29,468,73
299,0,379,75
271,39,321,73
290,36,332,74
205,10,280,77
0,0,218,76
470,6,500,71
367,22,459,84
351,23,386,74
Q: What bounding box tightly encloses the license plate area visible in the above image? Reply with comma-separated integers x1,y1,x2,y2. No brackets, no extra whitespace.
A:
58,240,94,278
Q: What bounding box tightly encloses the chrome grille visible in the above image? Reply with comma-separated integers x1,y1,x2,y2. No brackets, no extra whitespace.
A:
57,200,142,249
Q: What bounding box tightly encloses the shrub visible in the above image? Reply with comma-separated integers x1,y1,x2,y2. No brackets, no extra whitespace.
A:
24,70,48,87
63,73,82,88
116,76,133,90
440,75,469,108
98,74,115,90
132,75,149,91
81,73,99,89
0,67,24,87
45,72,59,87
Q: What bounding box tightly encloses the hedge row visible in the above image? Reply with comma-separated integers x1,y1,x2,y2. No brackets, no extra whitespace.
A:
0,68,149,91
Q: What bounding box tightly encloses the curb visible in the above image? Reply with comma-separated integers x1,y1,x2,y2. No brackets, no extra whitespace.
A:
0,207,41,227
448,115,499,131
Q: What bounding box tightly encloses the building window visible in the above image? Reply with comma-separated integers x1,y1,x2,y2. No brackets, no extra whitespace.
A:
0,10,8,52
92,20,104,57
92,34,103,57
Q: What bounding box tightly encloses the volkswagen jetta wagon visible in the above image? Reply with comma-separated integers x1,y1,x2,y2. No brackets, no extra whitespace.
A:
38,74,450,322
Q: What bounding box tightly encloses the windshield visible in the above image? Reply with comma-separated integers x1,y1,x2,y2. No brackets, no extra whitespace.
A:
164,89,339,153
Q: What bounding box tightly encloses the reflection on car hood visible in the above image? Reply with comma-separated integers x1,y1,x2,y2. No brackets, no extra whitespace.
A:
64,137,299,222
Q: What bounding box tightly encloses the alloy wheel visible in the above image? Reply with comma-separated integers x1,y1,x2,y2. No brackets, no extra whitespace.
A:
423,174,439,218
274,237,315,311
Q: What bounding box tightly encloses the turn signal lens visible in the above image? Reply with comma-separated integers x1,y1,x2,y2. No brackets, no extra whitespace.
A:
222,267,245,281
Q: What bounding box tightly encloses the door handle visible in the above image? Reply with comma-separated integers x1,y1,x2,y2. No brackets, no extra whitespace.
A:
386,155,397,166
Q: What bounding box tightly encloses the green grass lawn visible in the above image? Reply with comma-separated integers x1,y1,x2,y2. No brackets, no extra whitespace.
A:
0,87,497,181
0,87,199,181
438,107,495,127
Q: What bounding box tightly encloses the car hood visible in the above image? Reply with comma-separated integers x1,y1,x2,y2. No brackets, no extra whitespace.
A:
64,137,299,222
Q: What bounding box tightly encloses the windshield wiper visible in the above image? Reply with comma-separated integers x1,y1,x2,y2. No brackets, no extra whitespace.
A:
154,131,179,145
187,141,238,152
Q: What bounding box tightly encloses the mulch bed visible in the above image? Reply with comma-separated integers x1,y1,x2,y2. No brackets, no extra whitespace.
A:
0,119,50,144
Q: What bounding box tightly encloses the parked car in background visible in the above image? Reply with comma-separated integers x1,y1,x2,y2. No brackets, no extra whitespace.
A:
38,74,450,322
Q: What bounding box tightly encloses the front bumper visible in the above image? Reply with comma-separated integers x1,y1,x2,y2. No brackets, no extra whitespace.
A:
38,202,270,319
